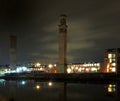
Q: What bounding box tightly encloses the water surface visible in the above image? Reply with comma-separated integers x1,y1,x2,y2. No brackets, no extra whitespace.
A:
0,79,119,101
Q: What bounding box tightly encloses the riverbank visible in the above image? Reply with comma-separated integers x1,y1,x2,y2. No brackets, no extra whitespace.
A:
0,73,120,83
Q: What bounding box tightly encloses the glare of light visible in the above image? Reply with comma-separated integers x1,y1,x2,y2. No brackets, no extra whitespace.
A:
83,63,87,67
78,68,82,72
35,63,41,67
48,64,53,68
21,81,26,85
109,84,116,88
97,63,100,66
109,59,112,63
111,67,116,72
107,64,110,69
91,67,97,71
16,68,21,73
108,54,112,58
48,82,52,86
40,67,43,70
4,69,8,72
112,63,116,66
88,63,90,66
75,67,78,70
36,85,41,90
85,68,89,72
108,87,113,92
108,84,116,93
71,66,74,70
22,66,27,71
107,68,109,72
54,64,56,67
67,68,71,73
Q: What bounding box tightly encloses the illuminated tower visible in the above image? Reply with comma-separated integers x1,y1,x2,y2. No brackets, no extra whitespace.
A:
58,14,67,73
10,35,17,68
103,48,120,73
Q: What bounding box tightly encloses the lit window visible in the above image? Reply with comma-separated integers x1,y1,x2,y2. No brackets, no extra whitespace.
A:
112,63,116,67
109,59,112,63
67,68,71,73
91,67,97,72
112,59,116,62
108,87,112,92
111,67,116,72
108,84,116,93
108,54,112,58
112,54,116,58
96,63,100,66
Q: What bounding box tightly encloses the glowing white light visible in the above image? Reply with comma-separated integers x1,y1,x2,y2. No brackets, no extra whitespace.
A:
22,66,27,71
97,63,100,66
83,64,86,67
111,67,116,72
108,54,112,58
48,64,53,68
109,59,112,63
78,68,82,72
36,85,40,90
108,87,112,92
35,63,41,67
85,68,89,72
67,68,71,73
21,81,26,85
75,67,78,70
16,68,21,73
91,67,97,71
54,64,56,67
48,82,52,86
112,63,116,67
108,84,116,93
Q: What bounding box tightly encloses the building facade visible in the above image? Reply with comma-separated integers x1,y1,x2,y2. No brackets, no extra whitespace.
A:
67,62,100,73
103,48,120,73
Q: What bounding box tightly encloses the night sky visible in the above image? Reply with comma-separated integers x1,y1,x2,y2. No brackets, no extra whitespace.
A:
0,0,120,64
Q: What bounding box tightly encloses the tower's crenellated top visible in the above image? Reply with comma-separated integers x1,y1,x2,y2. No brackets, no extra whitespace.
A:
59,14,67,25
59,14,67,33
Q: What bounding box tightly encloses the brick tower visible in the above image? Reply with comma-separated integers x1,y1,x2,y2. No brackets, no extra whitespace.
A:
10,35,17,68
58,14,67,73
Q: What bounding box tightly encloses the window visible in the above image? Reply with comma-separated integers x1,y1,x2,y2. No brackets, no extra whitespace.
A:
108,54,112,58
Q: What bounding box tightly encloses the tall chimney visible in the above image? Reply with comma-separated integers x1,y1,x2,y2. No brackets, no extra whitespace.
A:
58,14,67,73
10,35,17,68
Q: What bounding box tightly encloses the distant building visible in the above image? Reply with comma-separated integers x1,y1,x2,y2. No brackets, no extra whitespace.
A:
103,48,120,73
67,62,101,73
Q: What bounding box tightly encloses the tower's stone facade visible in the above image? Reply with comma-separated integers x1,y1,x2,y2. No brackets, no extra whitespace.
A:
58,14,67,73
10,35,17,68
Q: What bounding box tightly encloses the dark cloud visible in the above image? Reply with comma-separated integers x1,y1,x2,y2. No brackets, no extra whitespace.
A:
0,0,120,64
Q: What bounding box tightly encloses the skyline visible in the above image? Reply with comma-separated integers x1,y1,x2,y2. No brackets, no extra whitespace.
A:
0,0,120,64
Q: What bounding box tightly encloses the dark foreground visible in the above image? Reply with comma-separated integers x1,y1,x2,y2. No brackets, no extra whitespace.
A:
1,73,120,83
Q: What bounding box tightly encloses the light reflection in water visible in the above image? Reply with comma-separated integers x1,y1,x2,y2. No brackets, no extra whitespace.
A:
48,82,53,86
107,84,116,93
36,85,41,90
0,79,120,101
21,81,26,85
0,79,5,86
